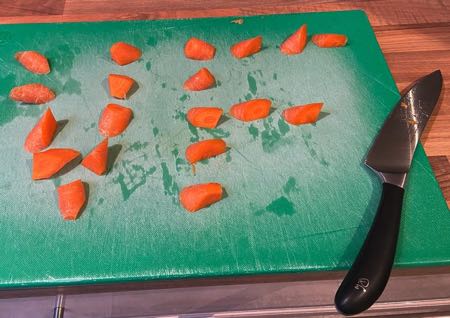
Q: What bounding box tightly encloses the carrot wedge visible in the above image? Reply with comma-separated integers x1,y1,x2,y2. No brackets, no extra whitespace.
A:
9,83,55,104
57,179,86,220
229,98,271,122
32,148,80,180
184,37,216,60
312,34,348,48
282,103,324,125
179,183,223,212
110,42,142,65
82,138,109,175
230,36,262,59
24,107,57,153
280,24,307,55
15,51,50,74
108,74,135,99
98,103,133,137
187,107,223,129
183,67,216,91
185,139,227,164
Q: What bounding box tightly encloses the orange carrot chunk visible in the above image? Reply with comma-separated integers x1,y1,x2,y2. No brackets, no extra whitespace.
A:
185,139,227,164
98,103,133,137
187,107,223,129
312,34,348,48
229,98,271,122
108,74,135,99
179,183,223,212
184,37,216,60
82,138,109,175
280,24,308,55
230,36,262,59
110,42,142,65
282,103,324,125
9,83,55,104
32,148,80,180
15,51,50,74
57,179,86,221
183,67,216,91
24,107,57,153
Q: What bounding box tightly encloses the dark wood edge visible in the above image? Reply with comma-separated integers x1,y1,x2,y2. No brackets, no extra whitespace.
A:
0,8,364,25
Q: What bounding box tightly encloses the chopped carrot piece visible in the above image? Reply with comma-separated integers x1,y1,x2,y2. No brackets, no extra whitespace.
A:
108,74,135,99
110,42,142,65
312,34,348,48
82,138,109,175
57,179,86,220
230,36,262,59
98,103,133,137
15,51,50,74
282,103,324,125
231,18,244,25
280,24,308,55
9,83,55,104
32,148,80,180
24,107,57,153
183,67,216,91
179,183,223,212
184,37,216,60
187,107,223,129
229,98,271,122
185,139,227,164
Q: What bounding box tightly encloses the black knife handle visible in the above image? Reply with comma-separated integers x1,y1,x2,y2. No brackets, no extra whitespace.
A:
335,183,404,316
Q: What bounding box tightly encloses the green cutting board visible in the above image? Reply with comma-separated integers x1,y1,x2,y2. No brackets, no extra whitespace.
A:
0,10,449,288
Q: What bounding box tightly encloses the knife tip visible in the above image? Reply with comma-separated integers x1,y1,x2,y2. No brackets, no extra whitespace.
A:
430,69,443,81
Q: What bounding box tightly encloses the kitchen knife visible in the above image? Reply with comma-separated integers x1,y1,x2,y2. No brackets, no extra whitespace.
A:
334,70,443,315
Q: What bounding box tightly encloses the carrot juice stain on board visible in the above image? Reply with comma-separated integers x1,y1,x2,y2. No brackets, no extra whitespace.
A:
255,196,297,217
171,147,190,175
155,144,162,158
173,110,201,143
278,118,290,135
205,128,230,139
248,124,259,140
124,141,149,153
175,156,189,173
179,94,190,102
283,177,300,195
112,160,157,201
225,151,232,163
45,44,82,96
260,117,291,153
152,127,159,137
300,130,329,167
265,196,296,216
83,122,96,132
247,73,257,96
109,139,157,200
188,125,200,143
161,162,179,203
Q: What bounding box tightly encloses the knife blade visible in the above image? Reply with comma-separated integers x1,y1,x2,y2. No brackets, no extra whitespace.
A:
334,70,443,316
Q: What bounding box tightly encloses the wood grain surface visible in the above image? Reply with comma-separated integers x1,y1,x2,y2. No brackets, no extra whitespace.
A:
1,0,449,206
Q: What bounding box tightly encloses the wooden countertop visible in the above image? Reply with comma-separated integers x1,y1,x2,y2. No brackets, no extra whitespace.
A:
2,0,449,206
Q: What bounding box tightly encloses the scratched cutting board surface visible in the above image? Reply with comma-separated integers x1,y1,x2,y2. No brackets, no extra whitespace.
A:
0,10,449,288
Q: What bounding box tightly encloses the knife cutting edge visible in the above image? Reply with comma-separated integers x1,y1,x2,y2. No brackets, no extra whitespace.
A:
334,70,443,315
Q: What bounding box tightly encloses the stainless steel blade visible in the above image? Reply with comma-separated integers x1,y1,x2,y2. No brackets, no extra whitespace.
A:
365,70,442,174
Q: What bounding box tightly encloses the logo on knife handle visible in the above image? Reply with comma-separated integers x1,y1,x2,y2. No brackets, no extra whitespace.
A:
354,278,370,292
